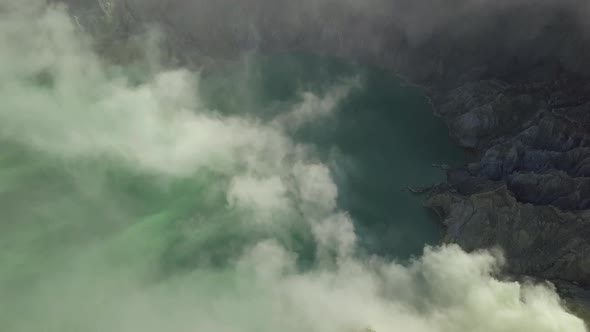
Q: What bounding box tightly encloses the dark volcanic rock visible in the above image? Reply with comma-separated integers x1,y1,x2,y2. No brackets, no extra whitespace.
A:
507,171,590,210
436,81,545,149
427,187,590,296
426,186,590,303
428,76,590,306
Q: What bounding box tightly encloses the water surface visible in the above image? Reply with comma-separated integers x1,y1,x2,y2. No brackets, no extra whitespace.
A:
200,53,464,257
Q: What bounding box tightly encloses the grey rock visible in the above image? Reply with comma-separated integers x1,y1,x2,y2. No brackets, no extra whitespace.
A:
426,187,590,288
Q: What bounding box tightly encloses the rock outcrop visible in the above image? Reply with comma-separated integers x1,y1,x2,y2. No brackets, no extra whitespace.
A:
426,76,590,307
427,187,590,304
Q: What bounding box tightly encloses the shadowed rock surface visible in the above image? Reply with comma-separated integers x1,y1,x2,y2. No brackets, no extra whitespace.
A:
60,0,590,309
426,76,590,308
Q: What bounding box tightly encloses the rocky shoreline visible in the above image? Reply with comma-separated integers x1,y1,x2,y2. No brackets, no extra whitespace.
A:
67,0,590,312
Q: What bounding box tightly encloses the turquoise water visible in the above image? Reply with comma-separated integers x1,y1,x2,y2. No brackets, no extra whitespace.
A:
200,53,464,258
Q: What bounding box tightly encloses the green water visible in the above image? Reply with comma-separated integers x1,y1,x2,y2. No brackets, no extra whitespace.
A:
0,53,462,330
199,53,463,257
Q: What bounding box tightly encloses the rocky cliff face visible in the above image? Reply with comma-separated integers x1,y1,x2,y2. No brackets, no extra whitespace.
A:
426,70,590,307
64,0,590,307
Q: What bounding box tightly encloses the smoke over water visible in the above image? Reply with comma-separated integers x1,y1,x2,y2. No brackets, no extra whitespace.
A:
0,2,586,331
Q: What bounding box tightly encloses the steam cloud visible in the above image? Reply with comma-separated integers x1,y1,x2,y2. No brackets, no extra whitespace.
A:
0,2,586,332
